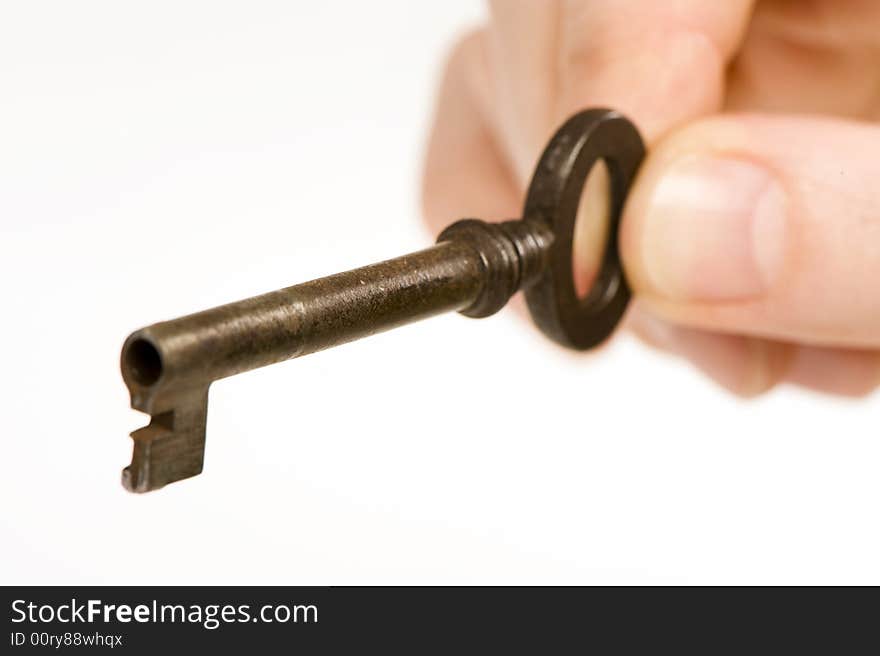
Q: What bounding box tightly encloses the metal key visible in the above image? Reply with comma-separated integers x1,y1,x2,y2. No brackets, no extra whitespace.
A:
120,108,645,492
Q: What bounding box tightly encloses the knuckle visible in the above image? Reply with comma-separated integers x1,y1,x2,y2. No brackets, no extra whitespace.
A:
559,28,725,131
847,353,880,397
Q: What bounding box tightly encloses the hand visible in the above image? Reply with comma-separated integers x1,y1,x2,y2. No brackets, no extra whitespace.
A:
422,0,880,397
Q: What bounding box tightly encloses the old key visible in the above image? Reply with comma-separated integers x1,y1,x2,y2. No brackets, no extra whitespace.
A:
120,108,645,492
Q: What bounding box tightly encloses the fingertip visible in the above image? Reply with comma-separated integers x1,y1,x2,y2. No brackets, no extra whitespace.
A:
628,307,790,398
618,158,654,297
785,347,880,398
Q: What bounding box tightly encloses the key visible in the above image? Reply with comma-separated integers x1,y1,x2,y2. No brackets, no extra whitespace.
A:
120,108,645,492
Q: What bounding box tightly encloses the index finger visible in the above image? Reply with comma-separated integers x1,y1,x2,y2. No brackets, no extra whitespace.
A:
488,0,755,181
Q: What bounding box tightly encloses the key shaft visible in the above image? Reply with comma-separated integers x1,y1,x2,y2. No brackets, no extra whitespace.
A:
121,219,550,492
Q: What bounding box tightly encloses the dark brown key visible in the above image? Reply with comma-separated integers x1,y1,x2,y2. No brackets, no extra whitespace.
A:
120,108,645,492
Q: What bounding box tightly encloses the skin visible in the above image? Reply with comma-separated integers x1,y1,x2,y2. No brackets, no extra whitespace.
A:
422,0,880,397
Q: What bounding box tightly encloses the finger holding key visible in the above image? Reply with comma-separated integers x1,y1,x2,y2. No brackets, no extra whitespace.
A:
621,114,880,350
424,0,764,394
489,0,756,179
424,1,880,397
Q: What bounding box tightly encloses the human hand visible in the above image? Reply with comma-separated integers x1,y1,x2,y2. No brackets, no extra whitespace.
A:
422,0,880,397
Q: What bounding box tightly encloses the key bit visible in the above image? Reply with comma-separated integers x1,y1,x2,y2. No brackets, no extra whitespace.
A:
120,108,645,492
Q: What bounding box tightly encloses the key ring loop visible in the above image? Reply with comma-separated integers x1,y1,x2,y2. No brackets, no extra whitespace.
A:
524,108,645,350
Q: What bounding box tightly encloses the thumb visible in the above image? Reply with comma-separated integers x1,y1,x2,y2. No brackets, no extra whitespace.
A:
620,114,880,349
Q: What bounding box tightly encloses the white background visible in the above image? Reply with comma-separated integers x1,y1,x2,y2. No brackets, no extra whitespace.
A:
2,1,877,585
